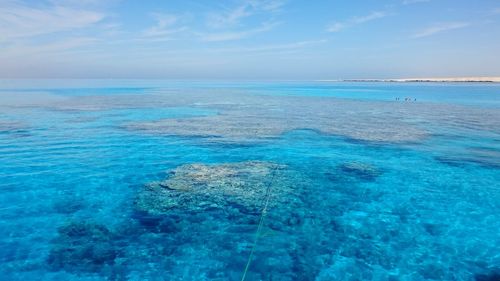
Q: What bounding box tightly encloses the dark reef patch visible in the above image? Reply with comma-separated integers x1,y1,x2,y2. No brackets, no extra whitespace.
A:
132,211,181,234
337,161,382,181
52,198,85,214
47,221,119,273
475,270,500,281
436,147,500,169
435,155,467,167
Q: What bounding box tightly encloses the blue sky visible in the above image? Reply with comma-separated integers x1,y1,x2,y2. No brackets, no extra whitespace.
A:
1,0,499,79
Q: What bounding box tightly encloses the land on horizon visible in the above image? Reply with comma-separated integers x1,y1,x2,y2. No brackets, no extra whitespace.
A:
321,77,500,83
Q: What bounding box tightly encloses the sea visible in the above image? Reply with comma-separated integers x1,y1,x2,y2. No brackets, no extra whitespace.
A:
0,80,499,281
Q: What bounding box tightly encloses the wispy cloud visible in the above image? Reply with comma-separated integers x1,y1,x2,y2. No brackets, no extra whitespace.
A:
1,37,98,58
199,22,279,42
207,4,252,28
207,0,285,28
141,13,187,40
214,39,327,53
48,0,117,8
493,8,500,15
403,0,430,5
327,23,346,33
0,1,104,41
327,11,388,32
199,0,285,42
412,22,470,38
352,11,388,24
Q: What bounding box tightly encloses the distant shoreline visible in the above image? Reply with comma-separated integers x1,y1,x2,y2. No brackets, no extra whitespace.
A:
319,77,500,83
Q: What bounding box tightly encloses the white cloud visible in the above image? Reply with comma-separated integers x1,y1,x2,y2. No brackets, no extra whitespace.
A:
141,13,187,40
257,0,286,12
48,0,115,7
207,0,285,28
0,1,104,41
214,39,328,53
327,11,387,32
403,0,430,5
352,11,387,24
412,22,470,38
199,22,279,42
207,5,252,28
1,37,98,58
200,0,285,42
327,23,345,33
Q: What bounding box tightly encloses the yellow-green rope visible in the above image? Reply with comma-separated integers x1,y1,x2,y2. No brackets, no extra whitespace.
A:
240,166,278,281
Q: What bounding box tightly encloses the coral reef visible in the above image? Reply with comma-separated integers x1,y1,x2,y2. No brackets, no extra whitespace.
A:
47,221,119,273
126,102,430,143
123,90,500,144
135,161,292,215
132,161,315,279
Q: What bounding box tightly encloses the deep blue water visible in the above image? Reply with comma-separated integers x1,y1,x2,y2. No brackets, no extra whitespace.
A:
0,80,499,280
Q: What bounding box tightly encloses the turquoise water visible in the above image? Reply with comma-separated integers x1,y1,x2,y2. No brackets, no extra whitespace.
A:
0,81,499,280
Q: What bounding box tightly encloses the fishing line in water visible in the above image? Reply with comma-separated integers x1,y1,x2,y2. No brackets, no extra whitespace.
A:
240,164,279,281
240,104,289,281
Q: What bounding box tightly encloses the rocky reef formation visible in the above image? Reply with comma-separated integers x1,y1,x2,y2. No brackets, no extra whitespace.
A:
132,161,314,279
126,101,430,144
135,161,292,216
47,221,119,273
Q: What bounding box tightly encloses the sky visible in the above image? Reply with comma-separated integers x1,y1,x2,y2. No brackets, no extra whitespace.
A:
0,0,499,80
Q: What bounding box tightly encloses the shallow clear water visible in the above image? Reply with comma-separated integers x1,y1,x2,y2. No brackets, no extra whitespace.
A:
0,80,499,280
